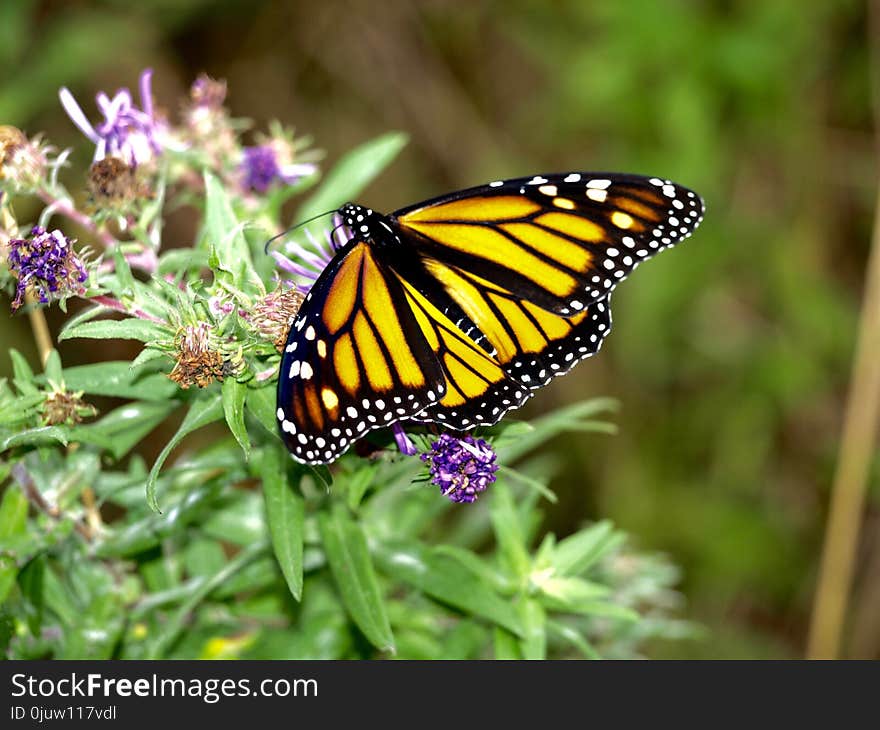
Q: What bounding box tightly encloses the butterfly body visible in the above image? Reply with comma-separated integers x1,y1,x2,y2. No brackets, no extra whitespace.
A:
277,172,704,465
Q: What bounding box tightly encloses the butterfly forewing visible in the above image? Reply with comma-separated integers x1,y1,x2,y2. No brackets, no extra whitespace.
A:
276,240,446,464
394,172,704,315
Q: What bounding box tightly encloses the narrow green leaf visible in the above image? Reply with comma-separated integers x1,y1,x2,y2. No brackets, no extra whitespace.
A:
203,170,254,271
42,349,63,385
57,361,177,401
518,598,547,659
373,539,524,637
1,426,68,451
70,400,178,459
536,575,611,613
318,504,394,652
553,520,623,576
493,626,521,659
495,398,618,463
489,481,531,580
146,394,224,512
259,449,304,601
222,378,250,459
59,318,170,343
9,349,38,396
112,246,135,298
0,484,28,543
547,619,601,659
296,132,408,222
245,382,278,435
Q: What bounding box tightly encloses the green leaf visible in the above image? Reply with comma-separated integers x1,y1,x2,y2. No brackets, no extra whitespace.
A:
490,481,531,580
493,627,521,659
9,349,38,396
146,394,224,512
318,504,394,652
495,398,618,464
373,539,524,636
1,426,69,451
547,619,601,659
535,575,611,613
59,318,171,343
57,361,177,401
17,554,45,635
518,598,547,659
0,484,28,544
553,520,623,576
112,246,135,298
259,449,304,601
221,378,250,459
245,382,278,435
71,400,178,459
42,350,63,385
203,170,254,273
201,491,265,546
296,132,408,222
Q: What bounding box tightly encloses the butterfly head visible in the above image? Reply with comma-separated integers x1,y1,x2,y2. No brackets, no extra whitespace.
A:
339,202,394,244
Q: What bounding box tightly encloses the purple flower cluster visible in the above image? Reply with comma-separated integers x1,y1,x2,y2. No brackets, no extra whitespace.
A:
59,69,163,167
7,227,87,310
421,434,498,504
240,144,316,193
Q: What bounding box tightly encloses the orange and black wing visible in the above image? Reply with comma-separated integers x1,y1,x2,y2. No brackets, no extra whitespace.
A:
276,240,447,464
393,172,704,316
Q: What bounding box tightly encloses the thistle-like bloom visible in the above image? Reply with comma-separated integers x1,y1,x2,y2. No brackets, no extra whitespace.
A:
421,434,498,504
189,74,227,109
6,226,88,311
0,126,48,189
168,322,225,389
251,283,306,351
59,69,163,167
240,144,317,193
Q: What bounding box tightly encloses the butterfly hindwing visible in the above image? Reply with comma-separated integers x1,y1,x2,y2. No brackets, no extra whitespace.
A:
276,240,446,463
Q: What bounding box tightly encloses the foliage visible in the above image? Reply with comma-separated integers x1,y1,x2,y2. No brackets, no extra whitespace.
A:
0,70,693,659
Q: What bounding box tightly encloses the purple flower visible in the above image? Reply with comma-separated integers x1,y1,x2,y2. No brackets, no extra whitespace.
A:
7,226,88,311
392,423,418,456
272,217,349,287
421,434,498,504
59,69,163,167
240,144,317,193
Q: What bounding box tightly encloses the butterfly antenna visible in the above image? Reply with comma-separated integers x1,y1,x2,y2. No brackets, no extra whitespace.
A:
263,209,337,254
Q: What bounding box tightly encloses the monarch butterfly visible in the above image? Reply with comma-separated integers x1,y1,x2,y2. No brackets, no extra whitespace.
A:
276,172,704,465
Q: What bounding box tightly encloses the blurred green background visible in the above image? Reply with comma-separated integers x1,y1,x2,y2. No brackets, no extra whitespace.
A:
1,0,876,659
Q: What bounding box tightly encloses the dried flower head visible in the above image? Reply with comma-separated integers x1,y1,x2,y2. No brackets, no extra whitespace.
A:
88,156,146,208
251,284,306,351
421,434,498,503
0,126,48,189
59,69,164,167
168,322,225,389
42,388,97,426
6,226,88,311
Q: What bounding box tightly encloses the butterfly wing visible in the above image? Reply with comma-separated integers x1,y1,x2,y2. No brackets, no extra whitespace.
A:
276,239,447,464
393,275,533,429
393,172,704,316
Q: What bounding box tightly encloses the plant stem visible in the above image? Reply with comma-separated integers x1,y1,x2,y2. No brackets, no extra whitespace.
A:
807,5,880,656
24,293,53,365
37,189,117,249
